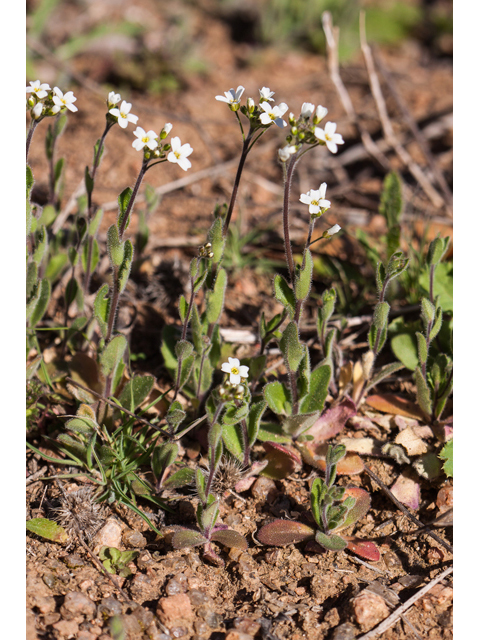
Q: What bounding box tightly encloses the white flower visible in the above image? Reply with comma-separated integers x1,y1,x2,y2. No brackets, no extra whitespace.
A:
324,224,341,237
52,87,78,112
278,145,297,162
301,102,315,118
167,136,193,171
221,357,249,385
108,91,121,106
259,102,288,128
215,86,245,106
299,183,331,215
132,127,158,151
314,121,344,154
26,80,50,99
259,86,275,101
32,102,44,119
314,105,328,124
162,122,173,136
49,105,61,115
109,100,138,128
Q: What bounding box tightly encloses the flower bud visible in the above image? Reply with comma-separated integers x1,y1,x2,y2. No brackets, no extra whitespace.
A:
247,97,255,113
301,102,315,118
107,91,121,108
160,122,173,139
32,103,44,119
313,105,328,125
322,224,341,238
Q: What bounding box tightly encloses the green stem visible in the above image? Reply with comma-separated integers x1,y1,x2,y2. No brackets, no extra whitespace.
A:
26,118,38,162
223,130,253,236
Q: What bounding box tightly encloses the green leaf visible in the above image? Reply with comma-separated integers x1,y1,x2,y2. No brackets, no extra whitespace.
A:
107,224,124,267
221,423,244,461
294,249,313,301
419,262,453,313
264,381,290,415
26,164,34,192
118,239,134,293
26,262,38,299
310,477,327,527
26,518,68,544
256,422,291,444
88,207,104,237
33,225,49,266
152,442,179,479
162,467,196,489
365,361,405,393
282,411,319,437
415,367,432,417
256,519,315,546
100,335,127,378
279,322,305,373
247,400,267,447
171,530,208,549
427,236,450,266
82,238,100,275
196,468,207,503
118,375,154,412
416,332,428,365
94,284,110,339
175,340,194,360
222,401,249,426
299,364,330,414
273,274,296,319
206,217,226,263
85,165,94,196
391,332,418,371
117,187,132,231
65,416,97,435
297,349,311,400
54,157,64,189
438,440,453,478
205,268,227,324
315,530,347,551
45,252,68,282
178,295,189,323
29,278,51,327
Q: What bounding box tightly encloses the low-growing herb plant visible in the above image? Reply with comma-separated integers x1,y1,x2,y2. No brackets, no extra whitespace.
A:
257,445,380,561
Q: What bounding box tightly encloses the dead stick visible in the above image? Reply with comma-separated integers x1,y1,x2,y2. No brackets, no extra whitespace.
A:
356,565,453,640
362,463,453,554
322,11,390,171
359,12,444,210
372,48,453,212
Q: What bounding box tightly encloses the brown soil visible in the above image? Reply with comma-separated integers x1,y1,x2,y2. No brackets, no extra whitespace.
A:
27,1,453,639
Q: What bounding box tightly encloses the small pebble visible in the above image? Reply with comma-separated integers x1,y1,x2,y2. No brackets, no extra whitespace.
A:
233,616,261,635
97,596,123,619
123,529,147,548
331,622,357,640
63,554,85,569
92,518,123,553
60,591,96,620
251,477,277,502
189,589,211,606
352,592,389,630
166,573,188,595
225,631,254,640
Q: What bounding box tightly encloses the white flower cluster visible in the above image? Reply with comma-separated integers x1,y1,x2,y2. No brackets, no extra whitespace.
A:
26,80,78,120
215,84,289,128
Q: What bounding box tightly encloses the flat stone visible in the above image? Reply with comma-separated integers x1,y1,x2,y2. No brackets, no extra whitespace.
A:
156,593,194,630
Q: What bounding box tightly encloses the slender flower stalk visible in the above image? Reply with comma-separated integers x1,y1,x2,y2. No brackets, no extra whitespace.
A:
26,119,38,162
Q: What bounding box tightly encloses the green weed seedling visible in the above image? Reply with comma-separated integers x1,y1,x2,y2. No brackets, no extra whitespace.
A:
99,547,139,578
257,445,380,561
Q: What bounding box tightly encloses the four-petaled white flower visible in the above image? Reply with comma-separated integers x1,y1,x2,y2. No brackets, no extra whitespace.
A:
324,224,341,237
314,105,328,124
32,103,44,119
132,127,158,151
221,357,249,385
299,183,331,215
26,80,51,99
259,86,275,101
109,100,138,128
108,91,121,106
167,136,193,171
314,121,344,154
259,102,288,128
52,87,78,112
215,86,245,106
278,145,297,162
301,102,315,118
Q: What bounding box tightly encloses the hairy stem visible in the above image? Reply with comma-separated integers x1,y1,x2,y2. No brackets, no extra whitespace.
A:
223,131,252,236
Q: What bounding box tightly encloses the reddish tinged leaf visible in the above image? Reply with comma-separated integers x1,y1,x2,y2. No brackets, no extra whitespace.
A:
336,487,371,531
261,441,302,479
307,397,357,442
257,519,315,546
26,518,68,544
390,470,421,510
365,394,424,420
211,529,248,550
171,529,208,549
344,536,381,562
297,442,364,475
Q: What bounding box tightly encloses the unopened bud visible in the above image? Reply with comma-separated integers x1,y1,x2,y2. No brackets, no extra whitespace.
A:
313,105,328,125
160,122,173,139
322,224,341,238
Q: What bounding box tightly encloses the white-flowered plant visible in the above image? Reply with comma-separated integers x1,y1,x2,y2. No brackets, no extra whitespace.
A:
52,87,78,113
160,123,173,139
278,145,297,162
132,127,159,151
221,358,249,385
314,105,328,124
215,86,245,110
259,86,275,102
314,121,344,154
109,100,138,129
26,80,51,99
299,183,331,216
167,136,193,171
259,102,289,128
323,224,341,237
32,103,44,120
107,92,121,108
301,102,315,118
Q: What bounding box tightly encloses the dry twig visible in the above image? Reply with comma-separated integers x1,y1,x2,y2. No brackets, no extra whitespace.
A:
359,12,444,210
356,565,453,640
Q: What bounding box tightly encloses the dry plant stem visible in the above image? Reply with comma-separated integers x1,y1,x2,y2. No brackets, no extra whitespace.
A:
26,118,38,162
363,463,453,554
359,12,443,210
372,49,453,214
322,11,390,171
356,565,453,640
